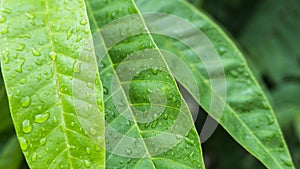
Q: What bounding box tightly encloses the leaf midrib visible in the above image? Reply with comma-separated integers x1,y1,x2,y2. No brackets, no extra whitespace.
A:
45,0,73,167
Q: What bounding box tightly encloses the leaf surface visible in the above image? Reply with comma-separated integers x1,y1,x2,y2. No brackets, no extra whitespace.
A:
0,0,105,168
86,0,205,168
136,0,295,168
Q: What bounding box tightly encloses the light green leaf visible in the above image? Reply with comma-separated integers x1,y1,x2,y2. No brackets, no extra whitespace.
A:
0,0,105,168
136,0,295,168
86,0,205,168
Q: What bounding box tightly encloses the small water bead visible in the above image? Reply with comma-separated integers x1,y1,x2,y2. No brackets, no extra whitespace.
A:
84,160,91,168
25,12,35,20
19,137,28,151
0,15,6,23
31,152,37,162
49,51,57,61
73,61,82,73
20,78,27,84
1,27,9,34
1,8,11,14
80,19,87,26
20,96,31,108
32,48,41,56
22,119,32,133
126,148,132,155
39,137,47,146
86,147,91,155
34,112,50,123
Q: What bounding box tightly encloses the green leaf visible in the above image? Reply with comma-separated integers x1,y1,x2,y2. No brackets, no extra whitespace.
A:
86,0,205,168
239,0,300,129
0,71,12,133
0,0,105,168
136,0,295,168
0,136,23,169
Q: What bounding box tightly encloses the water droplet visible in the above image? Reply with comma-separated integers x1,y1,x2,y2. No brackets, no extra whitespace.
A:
19,137,28,151
90,128,97,135
76,35,83,42
103,86,108,95
53,116,58,123
0,15,6,23
73,61,82,73
1,27,9,34
185,138,195,146
20,78,27,84
1,8,11,14
25,12,35,20
15,59,25,73
163,113,168,120
34,112,50,123
39,137,47,145
80,19,87,26
22,119,32,133
230,70,239,78
151,120,158,128
151,68,158,75
32,48,41,56
281,155,293,166
31,152,37,162
49,51,57,61
86,147,91,155
126,148,132,155
20,96,31,108
86,92,91,99
16,43,25,51
67,28,73,40
84,160,91,168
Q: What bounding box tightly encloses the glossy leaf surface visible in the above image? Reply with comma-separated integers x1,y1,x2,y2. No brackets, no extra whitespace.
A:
86,0,205,168
136,0,295,168
0,0,105,168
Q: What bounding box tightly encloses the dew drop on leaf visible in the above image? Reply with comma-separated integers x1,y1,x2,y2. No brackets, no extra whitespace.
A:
86,147,91,155
80,19,87,26
1,7,11,14
20,96,31,108
73,61,82,73
126,148,132,155
22,119,32,133
25,12,35,20
151,120,158,128
90,128,97,135
31,152,37,162
20,78,27,84
49,51,57,61
0,15,6,23
39,137,47,146
84,160,91,168
1,27,8,34
32,47,41,56
34,112,50,123
19,137,28,151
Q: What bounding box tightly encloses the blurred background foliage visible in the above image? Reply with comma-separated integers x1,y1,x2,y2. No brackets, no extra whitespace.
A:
1,0,299,168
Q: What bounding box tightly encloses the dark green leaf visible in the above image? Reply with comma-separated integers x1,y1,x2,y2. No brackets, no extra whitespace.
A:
136,0,295,168
86,0,205,168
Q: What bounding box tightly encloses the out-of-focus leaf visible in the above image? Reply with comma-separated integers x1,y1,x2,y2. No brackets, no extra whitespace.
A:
0,136,23,169
136,0,295,168
0,0,105,168
0,72,12,133
86,0,205,168
239,0,300,129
